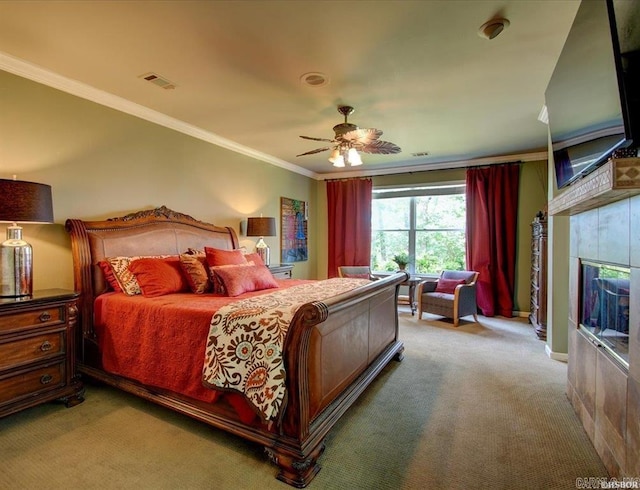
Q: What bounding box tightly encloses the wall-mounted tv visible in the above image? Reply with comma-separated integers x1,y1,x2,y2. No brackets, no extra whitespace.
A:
545,0,639,189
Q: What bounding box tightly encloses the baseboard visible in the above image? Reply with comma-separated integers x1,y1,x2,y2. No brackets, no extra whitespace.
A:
545,344,568,362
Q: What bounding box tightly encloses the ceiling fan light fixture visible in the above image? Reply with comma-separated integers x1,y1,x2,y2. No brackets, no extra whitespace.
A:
347,148,363,166
331,155,345,167
298,105,400,167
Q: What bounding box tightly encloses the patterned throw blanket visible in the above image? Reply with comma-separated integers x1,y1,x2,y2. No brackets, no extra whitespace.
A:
202,278,370,422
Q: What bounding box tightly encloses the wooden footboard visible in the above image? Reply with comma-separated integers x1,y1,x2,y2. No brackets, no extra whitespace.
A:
273,277,405,486
65,206,406,487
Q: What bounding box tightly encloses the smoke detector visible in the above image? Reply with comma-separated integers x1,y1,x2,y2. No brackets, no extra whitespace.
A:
478,18,510,40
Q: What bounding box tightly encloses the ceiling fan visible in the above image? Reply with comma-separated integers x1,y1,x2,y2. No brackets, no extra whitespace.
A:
297,106,401,167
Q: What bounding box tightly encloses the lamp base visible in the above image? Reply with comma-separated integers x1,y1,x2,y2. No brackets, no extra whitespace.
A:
0,225,33,297
255,237,271,266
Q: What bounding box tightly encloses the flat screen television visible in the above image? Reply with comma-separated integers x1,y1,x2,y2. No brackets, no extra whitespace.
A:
545,0,639,189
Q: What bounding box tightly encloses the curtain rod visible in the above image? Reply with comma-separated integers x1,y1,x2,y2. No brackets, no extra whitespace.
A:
322,160,525,181
324,177,373,182
465,160,523,170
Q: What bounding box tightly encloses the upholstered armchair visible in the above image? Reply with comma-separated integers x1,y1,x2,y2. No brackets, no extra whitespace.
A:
417,270,479,327
338,266,378,280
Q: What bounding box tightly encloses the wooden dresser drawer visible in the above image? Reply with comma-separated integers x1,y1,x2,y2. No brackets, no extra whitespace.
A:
0,290,83,418
0,331,64,371
0,362,65,405
0,305,65,335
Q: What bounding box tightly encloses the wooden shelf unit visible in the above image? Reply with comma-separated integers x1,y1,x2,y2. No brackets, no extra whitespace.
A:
529,215,547,340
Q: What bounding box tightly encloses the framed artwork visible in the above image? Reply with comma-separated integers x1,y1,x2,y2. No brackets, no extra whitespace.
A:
280,197,308,262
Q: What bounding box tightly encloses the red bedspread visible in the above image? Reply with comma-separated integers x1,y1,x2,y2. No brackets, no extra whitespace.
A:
94,279,311,422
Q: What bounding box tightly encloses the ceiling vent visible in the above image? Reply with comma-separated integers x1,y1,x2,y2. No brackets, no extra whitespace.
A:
139,72,176,90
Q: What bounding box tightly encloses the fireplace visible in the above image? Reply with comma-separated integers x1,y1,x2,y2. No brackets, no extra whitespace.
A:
580,260,630,367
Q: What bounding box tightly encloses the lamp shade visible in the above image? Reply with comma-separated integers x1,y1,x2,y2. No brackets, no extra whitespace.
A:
246,217,276,237
0,179,54,223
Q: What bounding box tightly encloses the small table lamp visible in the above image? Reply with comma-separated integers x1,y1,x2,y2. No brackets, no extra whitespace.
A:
246,216,276,266
0,178,54,297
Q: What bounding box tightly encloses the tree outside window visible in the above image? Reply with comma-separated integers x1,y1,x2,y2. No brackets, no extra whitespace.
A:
371,186,466,274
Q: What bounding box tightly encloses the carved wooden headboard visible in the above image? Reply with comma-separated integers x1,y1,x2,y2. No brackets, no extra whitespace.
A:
65,206,239,340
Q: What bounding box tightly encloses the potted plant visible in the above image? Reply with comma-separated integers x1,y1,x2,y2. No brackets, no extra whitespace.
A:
392,252,409,270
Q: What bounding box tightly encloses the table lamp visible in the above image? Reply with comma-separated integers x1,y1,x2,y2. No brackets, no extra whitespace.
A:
246,216,276,266
0,178,54,297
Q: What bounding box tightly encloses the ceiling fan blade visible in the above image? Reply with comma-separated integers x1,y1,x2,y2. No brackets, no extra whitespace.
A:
340,128,383,145
299,135,335,142
296,146,332,157
357,140,402,155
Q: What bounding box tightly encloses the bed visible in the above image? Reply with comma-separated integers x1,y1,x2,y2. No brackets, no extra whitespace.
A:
65,206,406,487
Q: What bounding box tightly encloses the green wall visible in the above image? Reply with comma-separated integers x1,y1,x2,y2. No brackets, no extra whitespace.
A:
0,70,317,289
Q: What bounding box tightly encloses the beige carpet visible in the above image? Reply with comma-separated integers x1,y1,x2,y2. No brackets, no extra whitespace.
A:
0,308,607,489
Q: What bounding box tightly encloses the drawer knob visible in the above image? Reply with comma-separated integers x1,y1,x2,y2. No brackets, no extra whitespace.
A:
40,374,53,385
39,311,52,322
40,341,53,352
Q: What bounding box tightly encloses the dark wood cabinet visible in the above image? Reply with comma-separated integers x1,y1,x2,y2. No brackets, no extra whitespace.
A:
268,264,294,279
529,215,547,340
0,289,84,418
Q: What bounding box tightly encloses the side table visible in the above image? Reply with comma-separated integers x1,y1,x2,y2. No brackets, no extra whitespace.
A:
0,289,84,418
268,264,294,279
398,276,422,316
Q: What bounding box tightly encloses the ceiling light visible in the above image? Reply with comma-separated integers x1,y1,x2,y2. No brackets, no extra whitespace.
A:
478,18,510,40
331,155,345,167
329,146,346,167
328,145,364,167
347,148,363,166
300,72,329,87
298,105,400,168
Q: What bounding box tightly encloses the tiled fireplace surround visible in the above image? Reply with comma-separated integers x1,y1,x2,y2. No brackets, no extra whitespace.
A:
551,158,640,476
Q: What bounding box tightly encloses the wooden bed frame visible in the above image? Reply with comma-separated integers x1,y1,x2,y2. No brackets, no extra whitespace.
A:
65,206,406,487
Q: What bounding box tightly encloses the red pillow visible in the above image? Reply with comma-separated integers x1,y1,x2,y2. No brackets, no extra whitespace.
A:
204,247,248,267
213,264,279,297
435,278,467,294
128,258,190,297
244,252,265,267
209,262,255,295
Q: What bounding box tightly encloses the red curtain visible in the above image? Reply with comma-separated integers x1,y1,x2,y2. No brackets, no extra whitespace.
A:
465,164,520,317
326,178,373,278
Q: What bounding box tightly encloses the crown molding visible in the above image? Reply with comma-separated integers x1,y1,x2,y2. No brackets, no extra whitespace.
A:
1,50,548,182
0,51,317,179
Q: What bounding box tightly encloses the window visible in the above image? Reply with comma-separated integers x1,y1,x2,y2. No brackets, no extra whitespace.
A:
371,184,466,275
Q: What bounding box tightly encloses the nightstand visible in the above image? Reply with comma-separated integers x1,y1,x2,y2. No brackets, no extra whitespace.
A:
0,289,84,418
268,264,294,279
